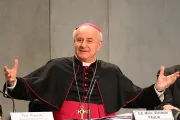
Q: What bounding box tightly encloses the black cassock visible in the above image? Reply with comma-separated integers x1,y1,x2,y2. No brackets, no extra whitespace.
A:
5,56,161,114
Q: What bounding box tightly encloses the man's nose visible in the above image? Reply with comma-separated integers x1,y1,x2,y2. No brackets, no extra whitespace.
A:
80,41,87,47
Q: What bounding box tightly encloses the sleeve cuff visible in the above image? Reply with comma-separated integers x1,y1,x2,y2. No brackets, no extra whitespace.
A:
7,79,17,90
154,84,165,96
154,84,165,102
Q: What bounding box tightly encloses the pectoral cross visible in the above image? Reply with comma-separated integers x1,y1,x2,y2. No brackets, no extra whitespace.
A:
76,105,88,120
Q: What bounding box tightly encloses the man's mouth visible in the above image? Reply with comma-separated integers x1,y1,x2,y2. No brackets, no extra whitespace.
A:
79,50,88,52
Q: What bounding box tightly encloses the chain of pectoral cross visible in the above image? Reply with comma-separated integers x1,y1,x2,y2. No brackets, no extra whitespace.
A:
76,78,97,120
72,58,98,120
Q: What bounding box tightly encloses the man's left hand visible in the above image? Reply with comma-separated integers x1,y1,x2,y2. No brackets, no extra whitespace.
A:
163,104,180,111
156,66,179,92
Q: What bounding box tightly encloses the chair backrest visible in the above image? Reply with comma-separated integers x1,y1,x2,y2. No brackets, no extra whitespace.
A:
28,99,51,112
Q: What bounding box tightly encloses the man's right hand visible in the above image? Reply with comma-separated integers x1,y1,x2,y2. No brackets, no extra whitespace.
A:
4,59,18,87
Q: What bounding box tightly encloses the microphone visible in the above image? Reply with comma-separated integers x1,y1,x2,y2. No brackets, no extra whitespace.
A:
88,75,99,120
0,89,16,112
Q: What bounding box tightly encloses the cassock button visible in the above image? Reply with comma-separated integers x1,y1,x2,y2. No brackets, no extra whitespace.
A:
83,96,87,99
85,66,88,69
83,84,88,87
85,77,88,80
85,72,88,75
84,89,88,92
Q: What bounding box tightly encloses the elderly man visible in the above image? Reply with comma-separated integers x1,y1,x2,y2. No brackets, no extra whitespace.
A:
4,23,179,120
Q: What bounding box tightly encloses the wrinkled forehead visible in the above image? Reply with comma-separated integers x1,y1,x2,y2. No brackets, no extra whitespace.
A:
75,27,99,40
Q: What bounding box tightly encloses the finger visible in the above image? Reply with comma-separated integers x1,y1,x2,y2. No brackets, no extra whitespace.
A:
170,72,180,78
4,73,10,78
167,75,176,85
169,72,180,83
167,75,176,82
4,66,7,72
173,107,180,111
167,72,179,82
159,66,165,76
5,74,12,81
175,71,180,77
167,80,176,88
4,66,10,73
163,105,173,110
167,73,176,78
6,76,12,80
13,59,18,71
4,73,11,77
163,105,169,108
163,106,169,110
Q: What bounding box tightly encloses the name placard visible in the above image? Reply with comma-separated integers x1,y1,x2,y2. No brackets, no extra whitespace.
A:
133,110,174,120
10,112,54,120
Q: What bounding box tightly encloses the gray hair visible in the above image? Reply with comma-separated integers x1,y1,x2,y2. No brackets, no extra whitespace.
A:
72,30,103,41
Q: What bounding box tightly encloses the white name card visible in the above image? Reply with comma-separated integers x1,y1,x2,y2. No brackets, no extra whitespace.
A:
10,112,54,120
133,110,174,120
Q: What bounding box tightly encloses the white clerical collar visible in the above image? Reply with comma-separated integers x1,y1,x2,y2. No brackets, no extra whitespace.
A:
74,55,96,66
82,62,91,66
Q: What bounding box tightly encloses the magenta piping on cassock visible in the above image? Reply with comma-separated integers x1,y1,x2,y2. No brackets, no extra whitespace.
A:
96,81,113,115
21,77,59,110
21,65,81,110
64,65,80,100
121,88,145,108
91,67,112,115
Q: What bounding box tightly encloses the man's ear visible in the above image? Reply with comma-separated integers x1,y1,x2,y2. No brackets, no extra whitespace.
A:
97,41,102,51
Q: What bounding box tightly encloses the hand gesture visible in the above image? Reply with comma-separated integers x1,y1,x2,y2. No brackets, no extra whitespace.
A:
156,66,179,92
4,59,18,87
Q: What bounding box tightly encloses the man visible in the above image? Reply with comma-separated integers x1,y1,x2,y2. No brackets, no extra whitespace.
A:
155,65,180,120
3,23,180,120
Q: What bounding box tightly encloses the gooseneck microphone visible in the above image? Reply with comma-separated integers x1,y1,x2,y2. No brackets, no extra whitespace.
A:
0,89,16,112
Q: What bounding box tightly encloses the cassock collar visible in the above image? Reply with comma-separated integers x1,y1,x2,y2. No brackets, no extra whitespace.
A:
73,56,98,68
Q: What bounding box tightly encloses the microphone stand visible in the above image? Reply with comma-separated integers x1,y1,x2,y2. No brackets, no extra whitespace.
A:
0,89,16,112
88,79,97,120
